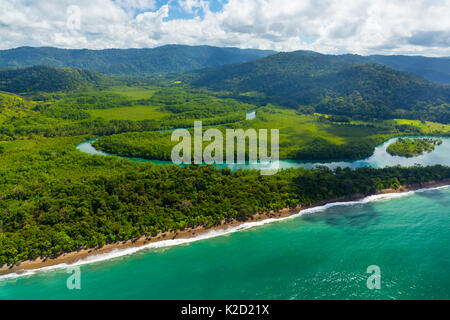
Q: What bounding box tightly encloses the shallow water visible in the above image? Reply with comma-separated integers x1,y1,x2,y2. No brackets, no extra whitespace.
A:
76,108,450,170
77,136,450,170
1,186,448,299
4,116,450,299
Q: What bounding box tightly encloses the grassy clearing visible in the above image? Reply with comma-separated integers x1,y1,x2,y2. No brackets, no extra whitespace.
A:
395,119,450,135
244,108,347,143
86,105,171,121
94,106,405,161
227,106,394,158
100,85,159,100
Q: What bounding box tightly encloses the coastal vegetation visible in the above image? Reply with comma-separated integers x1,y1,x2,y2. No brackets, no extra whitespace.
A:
387,138,443,157
0,49,448,268
1,134,449,265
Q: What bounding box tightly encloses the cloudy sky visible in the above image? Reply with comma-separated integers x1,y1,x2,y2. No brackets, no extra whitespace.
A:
1,0,449,56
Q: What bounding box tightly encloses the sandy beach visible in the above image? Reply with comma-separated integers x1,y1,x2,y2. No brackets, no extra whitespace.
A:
1,178,449,277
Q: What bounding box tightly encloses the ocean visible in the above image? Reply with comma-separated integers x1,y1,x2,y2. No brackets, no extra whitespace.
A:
1,186,449,299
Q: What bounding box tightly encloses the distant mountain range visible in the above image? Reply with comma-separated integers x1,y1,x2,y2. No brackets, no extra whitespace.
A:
0,46,448,123
0,45,276,75
191,51,450,122
368,55,450,84
0,45,448,83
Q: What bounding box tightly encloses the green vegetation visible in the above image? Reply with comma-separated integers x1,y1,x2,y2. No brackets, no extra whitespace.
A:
387,138,443,157
0,66,113,93
94,106,450,161
368,54,450,84
94,131,173,160
101,85,158,100
394,119,450,135
192,51,450,123
0,45,275,75
1,134,449,264
87,105,170,121
0,92,35,123
0,86,256,141
0,54,448,266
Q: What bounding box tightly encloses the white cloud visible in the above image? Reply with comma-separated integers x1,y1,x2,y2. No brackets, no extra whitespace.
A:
116,0,157,11
0,0,449,56
177,0,210,14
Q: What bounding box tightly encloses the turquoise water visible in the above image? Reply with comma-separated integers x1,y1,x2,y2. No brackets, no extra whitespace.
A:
76,108,450,169
1,187,449,299
77,136,450,170
5,114,450,300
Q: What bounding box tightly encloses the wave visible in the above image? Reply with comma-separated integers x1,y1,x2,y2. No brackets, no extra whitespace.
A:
1,184,448,281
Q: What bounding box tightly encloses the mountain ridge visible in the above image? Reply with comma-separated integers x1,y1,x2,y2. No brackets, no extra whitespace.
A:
190,51,450,122
0,45,276,75
1,46,449,83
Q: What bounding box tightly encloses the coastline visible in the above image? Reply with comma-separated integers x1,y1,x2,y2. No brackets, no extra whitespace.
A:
1,179,449,278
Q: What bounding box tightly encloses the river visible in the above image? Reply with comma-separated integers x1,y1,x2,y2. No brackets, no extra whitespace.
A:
1,111,449,299
76,136,450,170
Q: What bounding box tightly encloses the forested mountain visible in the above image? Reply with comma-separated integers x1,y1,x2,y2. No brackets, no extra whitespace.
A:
192,51,450,122
279,52,450,84
0,45,276,75
1,45,448,83
1,48,448,122
368,55,450,84
0,66,110,93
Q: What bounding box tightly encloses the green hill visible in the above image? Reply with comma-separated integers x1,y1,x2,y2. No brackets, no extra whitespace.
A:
0,66,110,93
192,51,450,122
0,91,34,122
0,45,276,75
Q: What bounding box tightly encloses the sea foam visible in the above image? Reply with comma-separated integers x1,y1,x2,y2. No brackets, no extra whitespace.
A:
1,184,448,281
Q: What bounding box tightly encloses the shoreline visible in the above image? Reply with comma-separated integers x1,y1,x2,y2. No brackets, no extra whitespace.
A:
1,179,449,278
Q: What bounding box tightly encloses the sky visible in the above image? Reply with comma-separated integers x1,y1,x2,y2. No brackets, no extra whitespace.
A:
1,0,449,56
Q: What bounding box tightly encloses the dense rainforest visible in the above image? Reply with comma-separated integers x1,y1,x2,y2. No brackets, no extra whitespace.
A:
1,138,449,265
0,86,257,141
0,45,275,75
191,51,450,123
1,46,449,84
0,46,449,266
368,55,450,84
0,66,114,93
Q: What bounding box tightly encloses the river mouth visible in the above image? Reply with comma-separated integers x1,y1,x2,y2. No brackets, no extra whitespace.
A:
77,136,450,170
